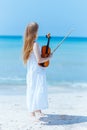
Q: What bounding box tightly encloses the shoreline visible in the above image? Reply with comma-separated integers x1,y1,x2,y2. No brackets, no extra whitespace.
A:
0,83,87,96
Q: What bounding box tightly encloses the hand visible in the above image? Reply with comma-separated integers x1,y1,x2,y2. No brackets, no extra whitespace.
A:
49,53,53,58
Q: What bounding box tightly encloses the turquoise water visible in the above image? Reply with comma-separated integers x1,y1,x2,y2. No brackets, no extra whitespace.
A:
0,36,87,87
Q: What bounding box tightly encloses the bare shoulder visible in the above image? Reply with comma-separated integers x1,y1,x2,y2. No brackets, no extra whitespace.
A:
33,42,39,50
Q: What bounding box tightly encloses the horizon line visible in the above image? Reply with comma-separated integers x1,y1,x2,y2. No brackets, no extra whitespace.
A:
0,35,87,39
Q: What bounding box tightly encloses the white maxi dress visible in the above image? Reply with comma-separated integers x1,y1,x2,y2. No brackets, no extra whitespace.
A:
26,43,48,112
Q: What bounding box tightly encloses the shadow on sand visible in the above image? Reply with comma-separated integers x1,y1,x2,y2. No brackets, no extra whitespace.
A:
39,114,87,125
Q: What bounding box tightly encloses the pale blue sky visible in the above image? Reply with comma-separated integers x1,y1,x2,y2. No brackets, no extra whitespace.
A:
0,0,87,37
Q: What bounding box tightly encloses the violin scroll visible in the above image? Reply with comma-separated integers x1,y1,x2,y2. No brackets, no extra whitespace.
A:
46,33,51,38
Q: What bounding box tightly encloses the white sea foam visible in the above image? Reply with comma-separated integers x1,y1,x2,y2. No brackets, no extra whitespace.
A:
49,81,87,89
0,77,25,81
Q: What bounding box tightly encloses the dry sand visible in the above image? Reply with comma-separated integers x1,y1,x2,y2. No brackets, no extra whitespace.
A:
0,86,87,130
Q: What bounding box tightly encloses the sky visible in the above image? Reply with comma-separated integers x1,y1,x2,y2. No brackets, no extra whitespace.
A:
0,0,87,37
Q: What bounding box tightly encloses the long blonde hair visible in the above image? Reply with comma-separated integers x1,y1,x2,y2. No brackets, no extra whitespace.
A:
22,22,38,64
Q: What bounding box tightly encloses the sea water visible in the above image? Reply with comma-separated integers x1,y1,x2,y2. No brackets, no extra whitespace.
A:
0,36,87,94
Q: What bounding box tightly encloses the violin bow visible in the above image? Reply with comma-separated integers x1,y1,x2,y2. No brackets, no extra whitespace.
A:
51,29,74,54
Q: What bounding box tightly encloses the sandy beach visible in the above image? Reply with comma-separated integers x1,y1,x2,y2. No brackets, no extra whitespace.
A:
0,86,87,130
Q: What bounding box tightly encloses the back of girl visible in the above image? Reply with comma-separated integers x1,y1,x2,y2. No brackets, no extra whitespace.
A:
22,22,52,121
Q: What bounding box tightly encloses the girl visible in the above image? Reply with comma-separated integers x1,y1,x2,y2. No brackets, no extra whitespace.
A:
22,22,52,119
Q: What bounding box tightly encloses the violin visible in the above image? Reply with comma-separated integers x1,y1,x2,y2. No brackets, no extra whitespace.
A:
38,33,51,67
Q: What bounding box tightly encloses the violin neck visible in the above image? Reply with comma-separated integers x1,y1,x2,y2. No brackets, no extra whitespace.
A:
46,38,50,53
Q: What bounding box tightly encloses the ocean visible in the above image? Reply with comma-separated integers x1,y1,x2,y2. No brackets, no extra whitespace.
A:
0,36,87,93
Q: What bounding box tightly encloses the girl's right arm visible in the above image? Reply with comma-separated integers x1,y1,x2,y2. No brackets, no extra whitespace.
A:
33,43,52,64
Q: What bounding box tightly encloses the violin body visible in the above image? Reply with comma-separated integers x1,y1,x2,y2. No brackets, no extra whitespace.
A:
39,45,51,67
38,33,51,67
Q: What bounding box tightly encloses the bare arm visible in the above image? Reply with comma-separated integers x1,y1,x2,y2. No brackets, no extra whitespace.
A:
33,43,52,63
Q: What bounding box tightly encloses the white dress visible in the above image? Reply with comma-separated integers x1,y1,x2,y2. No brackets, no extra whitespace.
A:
26,43,48,112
